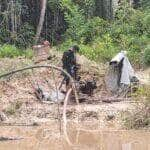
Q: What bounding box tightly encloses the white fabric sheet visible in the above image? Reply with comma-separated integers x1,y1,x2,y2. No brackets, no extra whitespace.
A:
110,51,135,85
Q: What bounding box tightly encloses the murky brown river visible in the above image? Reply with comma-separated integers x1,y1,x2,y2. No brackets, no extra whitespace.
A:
0,121,150,150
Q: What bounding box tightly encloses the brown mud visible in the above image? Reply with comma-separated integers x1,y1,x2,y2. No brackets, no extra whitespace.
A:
0,51,150,150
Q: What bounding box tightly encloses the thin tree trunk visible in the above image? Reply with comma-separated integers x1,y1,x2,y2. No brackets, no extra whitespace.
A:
35,0,47,44
10,0,15,34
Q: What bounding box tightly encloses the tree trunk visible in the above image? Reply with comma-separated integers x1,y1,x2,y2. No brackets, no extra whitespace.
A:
10,0,15,34
35,0,47,44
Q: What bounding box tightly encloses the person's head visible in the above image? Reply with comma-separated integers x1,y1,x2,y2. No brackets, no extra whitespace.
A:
70,45,80,53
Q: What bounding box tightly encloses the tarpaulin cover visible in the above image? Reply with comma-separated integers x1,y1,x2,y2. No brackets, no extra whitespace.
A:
105,51,135,93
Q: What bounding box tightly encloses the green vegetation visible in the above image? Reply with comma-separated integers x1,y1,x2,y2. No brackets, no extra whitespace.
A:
0,45,33,58
0,45,22,58
0,0,149,66
143,45,150,66
58,0,150,66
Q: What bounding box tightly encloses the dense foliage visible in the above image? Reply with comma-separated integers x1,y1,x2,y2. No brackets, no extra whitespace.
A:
0,0,149,66
59,0,150,66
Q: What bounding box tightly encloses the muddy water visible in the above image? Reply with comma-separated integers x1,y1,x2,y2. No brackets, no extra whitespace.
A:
0,122,150,150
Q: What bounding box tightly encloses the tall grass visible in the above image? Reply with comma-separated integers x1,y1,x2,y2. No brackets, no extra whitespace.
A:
0,44,33,58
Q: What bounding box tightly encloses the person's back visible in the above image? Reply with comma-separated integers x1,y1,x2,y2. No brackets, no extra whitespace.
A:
61,45,80,91
62,49,76,75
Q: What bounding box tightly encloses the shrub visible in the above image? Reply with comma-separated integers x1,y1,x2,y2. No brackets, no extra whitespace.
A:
59,0,150,66
0,44,33,58
87,35,119,62
62,0,108,44
24,48,34,59
58,34,119,63
15,23,35,48
80,17,108,44
0,45,23,58
63,2,85,42
143,13,150,37
57,39,77,51
143,45,150,66
0,22,35,48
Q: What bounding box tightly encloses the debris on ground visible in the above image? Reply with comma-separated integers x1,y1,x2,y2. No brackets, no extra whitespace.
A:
0,48,147,128
0,112,8,122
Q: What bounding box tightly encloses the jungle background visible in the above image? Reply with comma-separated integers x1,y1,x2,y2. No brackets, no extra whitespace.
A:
0,0,149,66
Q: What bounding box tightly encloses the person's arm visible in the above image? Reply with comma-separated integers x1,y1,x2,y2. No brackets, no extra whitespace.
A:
62,52,67,69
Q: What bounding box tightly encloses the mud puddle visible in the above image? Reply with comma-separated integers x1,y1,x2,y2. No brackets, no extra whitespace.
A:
0,121,150,150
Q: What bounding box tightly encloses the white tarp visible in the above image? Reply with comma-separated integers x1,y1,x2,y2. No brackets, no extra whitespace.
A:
110,51,135,85
105,51,136,94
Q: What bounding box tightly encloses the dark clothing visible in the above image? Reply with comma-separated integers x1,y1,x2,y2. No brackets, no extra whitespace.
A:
62,50,76,70
62,50,77,85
